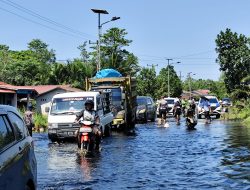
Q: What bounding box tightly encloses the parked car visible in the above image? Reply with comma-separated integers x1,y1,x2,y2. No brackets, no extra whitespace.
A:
222,98,232,106
197,95,221,119
136,96,156,123
0,105,37,190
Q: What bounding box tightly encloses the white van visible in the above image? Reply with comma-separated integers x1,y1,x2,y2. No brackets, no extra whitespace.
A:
46,91,114,142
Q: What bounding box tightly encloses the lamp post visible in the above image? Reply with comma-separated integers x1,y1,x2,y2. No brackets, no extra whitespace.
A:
166,59,180,97
91,9,120,72
188,72,196,100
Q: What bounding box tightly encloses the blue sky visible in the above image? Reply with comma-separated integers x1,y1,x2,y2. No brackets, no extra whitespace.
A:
0,0,250,81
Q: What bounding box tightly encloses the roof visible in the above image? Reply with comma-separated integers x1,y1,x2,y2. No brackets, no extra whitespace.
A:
0,82,82,96
0,89,16,93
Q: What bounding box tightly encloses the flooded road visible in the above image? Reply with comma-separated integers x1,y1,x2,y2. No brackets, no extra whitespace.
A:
33,118,250,190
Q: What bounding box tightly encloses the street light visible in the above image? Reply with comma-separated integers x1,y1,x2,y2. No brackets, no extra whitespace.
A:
91,9,120,72
166,59,180,97
188,72,196,100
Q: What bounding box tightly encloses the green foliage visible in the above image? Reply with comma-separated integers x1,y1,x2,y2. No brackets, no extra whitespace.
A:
155,66,182,98
100,27,140,76
136,66,157,99
215,28,250,94
228,99,250,121
34,113,48,129
28,39,56,64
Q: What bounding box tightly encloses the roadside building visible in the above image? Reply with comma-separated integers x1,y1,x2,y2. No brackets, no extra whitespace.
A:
31,85,82,114
0,82,82,114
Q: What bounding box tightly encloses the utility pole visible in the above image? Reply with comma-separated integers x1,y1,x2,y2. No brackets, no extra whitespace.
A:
166,58,173,97
188,72,196,100
179,71,184,81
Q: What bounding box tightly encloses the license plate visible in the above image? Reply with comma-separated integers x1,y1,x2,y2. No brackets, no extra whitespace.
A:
79,127,92,133
50,130,56,134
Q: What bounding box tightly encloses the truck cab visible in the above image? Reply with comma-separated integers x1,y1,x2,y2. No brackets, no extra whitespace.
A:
46,91,113,142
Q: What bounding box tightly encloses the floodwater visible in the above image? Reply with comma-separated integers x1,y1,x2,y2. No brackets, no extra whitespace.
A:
33,118,250,190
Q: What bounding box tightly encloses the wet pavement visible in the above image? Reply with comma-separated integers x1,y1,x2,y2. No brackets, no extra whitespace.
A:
33,117,250,190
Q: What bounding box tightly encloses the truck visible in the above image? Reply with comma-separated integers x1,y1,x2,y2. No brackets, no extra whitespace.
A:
86,75,137,133
46,91,114,142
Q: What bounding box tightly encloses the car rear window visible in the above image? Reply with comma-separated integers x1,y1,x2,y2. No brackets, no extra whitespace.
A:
137,98,147,105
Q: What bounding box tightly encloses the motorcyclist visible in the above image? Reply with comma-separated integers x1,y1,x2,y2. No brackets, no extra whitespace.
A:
173,100,182,124
75,100,101,150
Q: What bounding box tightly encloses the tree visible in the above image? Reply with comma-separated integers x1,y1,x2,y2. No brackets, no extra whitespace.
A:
28,39,56,64
100,27,140,76
155,65,182,98
136,66,157,99
215,28,250,93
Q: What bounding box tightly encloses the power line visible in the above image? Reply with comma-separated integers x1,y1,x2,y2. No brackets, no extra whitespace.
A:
0,6,90,40
0,0,95,40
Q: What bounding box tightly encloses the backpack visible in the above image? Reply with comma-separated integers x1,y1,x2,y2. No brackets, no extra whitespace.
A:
24,111,33,126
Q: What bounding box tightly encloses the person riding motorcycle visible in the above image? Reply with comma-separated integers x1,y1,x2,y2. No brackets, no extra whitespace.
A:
173,100,182,124
75,100,101,150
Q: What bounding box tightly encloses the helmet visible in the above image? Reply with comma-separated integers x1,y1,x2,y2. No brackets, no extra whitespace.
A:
85,100,94,110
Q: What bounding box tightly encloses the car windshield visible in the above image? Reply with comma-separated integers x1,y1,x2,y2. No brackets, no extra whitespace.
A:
51,96,94,114
199,98,218,104
166,99,175,104
137,98,147,105
209,98,218,104
222,98,230,102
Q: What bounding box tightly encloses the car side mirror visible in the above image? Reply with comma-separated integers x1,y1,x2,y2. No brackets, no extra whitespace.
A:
45,107,50,113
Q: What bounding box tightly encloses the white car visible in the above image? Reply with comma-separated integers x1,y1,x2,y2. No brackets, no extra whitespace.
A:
197,95,221,119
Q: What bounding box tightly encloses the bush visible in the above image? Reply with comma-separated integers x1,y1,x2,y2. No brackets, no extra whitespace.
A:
34,113,48,130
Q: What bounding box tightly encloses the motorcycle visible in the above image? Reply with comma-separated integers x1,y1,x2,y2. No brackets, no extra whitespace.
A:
77,120,98,155
185,108,197,130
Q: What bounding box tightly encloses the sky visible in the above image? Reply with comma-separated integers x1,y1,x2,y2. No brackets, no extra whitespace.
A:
0,0,250,81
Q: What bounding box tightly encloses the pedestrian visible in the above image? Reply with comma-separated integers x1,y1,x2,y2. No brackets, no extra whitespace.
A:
24,104,34,136
201,98,211,124
158,96,168,125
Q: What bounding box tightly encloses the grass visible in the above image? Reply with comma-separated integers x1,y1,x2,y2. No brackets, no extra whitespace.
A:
227,99,250,126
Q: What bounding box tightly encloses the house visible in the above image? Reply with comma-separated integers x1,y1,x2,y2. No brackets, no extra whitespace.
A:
0,82,82,114
27,85,83,115
0,82,36,108
181,89,210,100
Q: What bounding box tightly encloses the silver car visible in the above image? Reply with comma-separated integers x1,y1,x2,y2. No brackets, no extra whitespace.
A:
0,105,37,190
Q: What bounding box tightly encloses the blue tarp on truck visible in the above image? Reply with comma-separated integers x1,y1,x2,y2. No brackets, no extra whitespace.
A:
95,69,122,78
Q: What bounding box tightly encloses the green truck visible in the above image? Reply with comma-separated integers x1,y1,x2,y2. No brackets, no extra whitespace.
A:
86,76,137,133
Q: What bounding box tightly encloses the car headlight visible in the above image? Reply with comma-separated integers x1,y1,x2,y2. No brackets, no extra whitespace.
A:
138,109,146,114
48,123,58,129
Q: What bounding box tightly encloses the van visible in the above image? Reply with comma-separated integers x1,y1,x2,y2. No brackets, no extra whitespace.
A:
46,91,114,142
